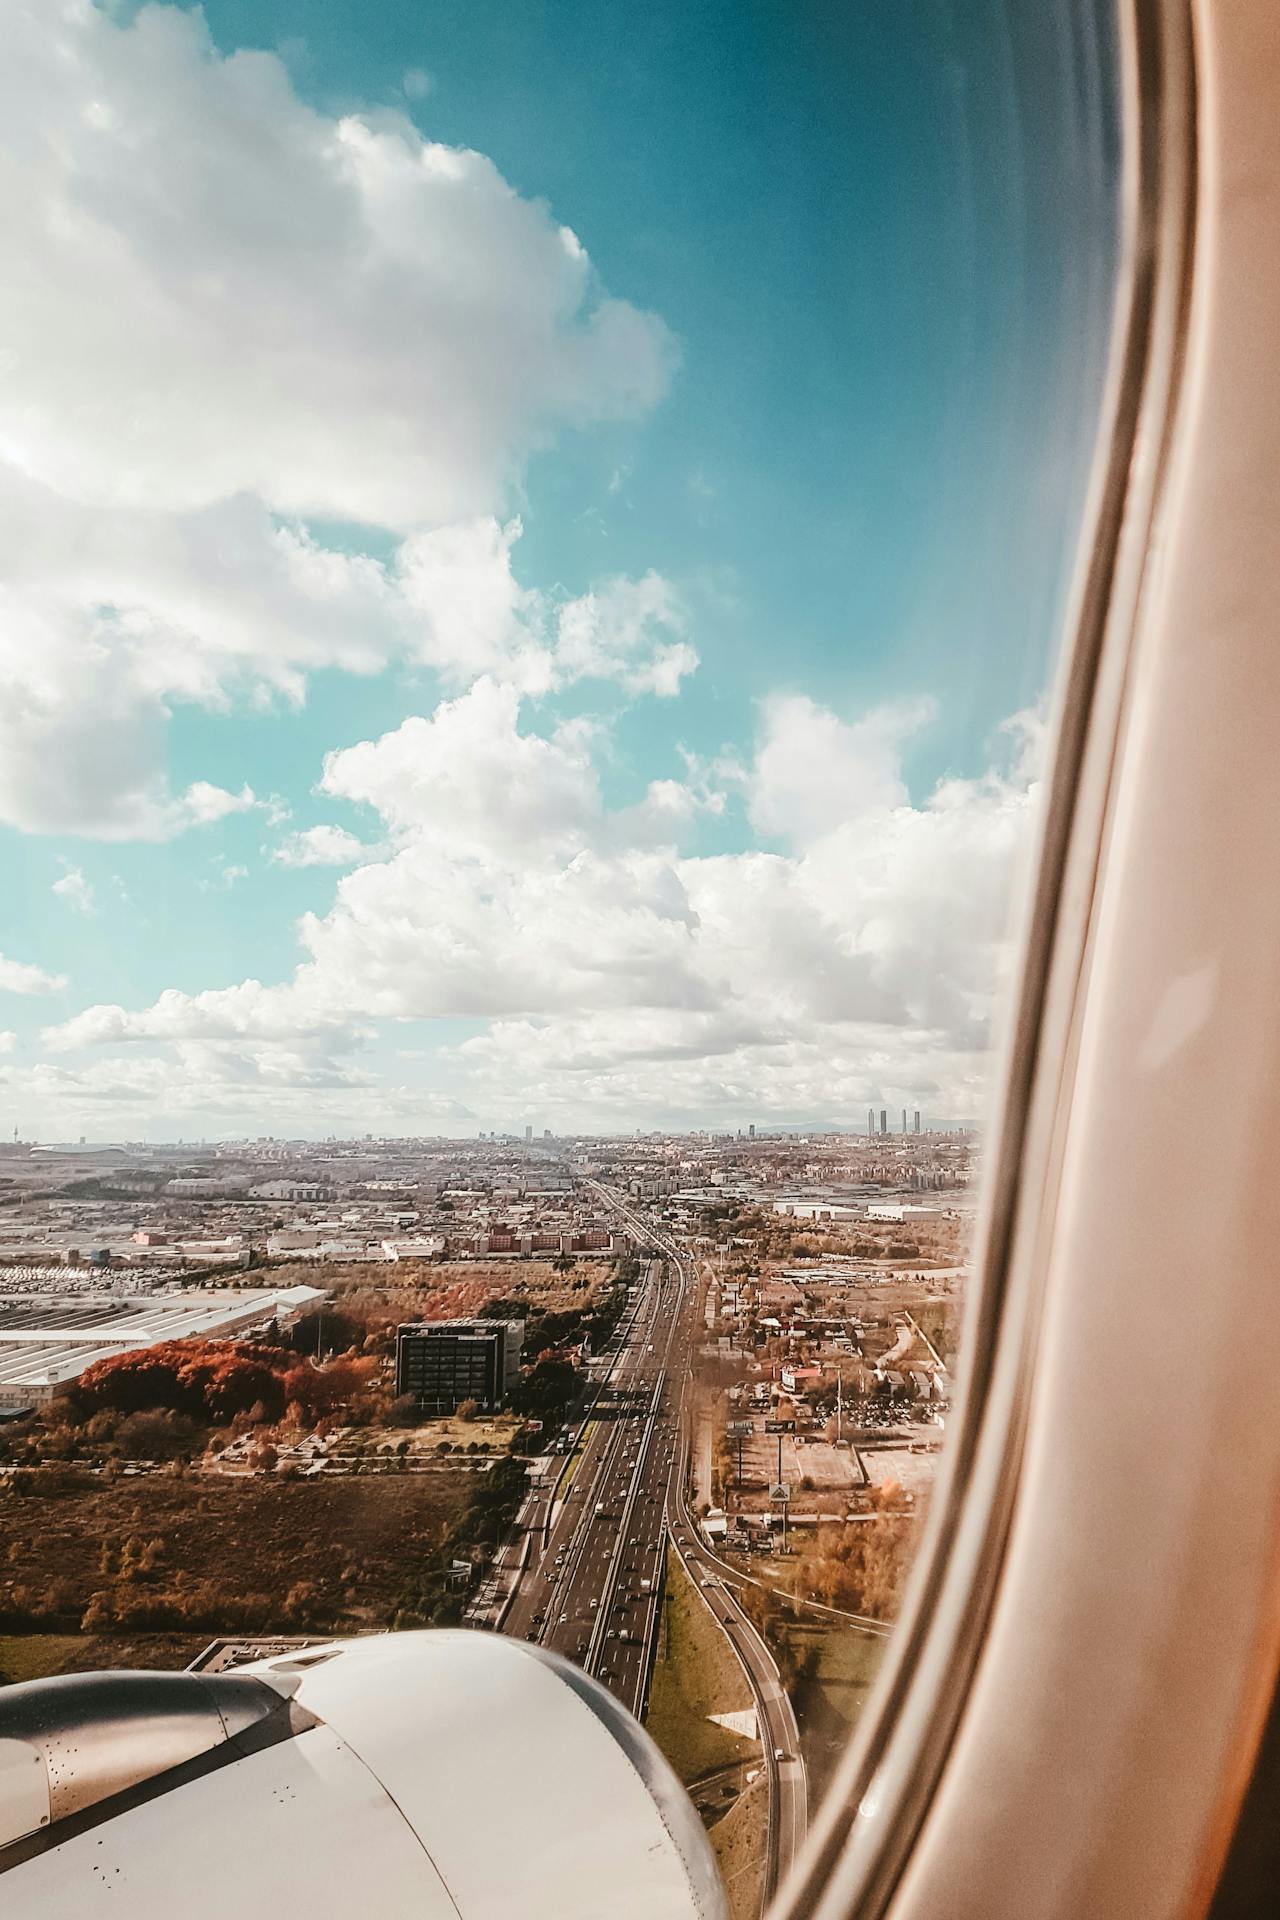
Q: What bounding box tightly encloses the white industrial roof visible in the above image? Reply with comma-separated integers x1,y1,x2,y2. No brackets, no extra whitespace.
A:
0,1286,325,1394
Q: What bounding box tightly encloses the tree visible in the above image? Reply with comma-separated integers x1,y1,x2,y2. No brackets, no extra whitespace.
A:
284,1579,321,1623
288,1308,365,1358
455,1398,480,1423
81,1591,115,1631
509,1357,578,1419
282,1354,377,1423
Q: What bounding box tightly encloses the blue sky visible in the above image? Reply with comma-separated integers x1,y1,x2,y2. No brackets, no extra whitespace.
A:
0,0,1117,1137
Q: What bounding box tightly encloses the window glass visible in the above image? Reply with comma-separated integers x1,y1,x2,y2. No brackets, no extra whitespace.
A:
0,2,1117,1912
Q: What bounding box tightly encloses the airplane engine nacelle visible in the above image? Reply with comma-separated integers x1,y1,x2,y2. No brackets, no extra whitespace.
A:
0,1632,726,1920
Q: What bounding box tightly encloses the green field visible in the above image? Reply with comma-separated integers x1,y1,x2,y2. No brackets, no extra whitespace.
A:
785,1621,885,1806
645,1547,757,1784
0,1632,205,1686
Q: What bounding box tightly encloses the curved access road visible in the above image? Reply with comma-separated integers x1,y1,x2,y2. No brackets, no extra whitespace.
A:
592,1188,808,1906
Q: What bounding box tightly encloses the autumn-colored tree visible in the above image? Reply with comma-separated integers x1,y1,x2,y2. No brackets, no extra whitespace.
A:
282,1354,377,1422
284,1580,321,1622
81,1591,115,1631
73,1340,289,1424
288,1308,366,1358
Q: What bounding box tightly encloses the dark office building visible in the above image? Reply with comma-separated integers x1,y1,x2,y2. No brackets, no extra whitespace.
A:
395,1318,524,1413
880,1108,888,1136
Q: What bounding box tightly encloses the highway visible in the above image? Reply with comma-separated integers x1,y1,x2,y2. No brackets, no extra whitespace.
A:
490,1182,809,1905
599,1193,808,1903
502,1248,689,1719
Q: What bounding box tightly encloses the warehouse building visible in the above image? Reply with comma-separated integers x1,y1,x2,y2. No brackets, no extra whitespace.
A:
0,1284,326,1412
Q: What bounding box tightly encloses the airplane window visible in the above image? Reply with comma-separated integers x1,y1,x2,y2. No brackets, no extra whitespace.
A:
0,4,1122,1916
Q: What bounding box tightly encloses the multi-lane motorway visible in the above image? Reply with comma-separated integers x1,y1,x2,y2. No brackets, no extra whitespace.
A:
488,1185,809,1903
600,1194,807,1903
501,1250,686,1717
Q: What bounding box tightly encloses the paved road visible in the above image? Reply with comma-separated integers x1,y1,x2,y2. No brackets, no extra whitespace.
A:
604,1199,809,1903
469,1263,658,1638
489,1185,810,1902
500,1251,690,1720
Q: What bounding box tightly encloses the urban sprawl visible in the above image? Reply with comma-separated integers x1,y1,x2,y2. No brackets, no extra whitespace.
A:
0,1122,974,1917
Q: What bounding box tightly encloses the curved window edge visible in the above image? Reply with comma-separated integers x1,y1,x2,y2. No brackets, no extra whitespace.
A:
775,2,1201,1914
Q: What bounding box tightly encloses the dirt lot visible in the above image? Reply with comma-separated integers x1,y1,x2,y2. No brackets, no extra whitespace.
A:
266,1257,612,1321
857,1442,941,1494
0,1472,466,1637
733,1432,866,1514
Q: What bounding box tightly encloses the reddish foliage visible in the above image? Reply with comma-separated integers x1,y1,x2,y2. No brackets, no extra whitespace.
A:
280,1355,378,1421
416,1282,492,1321
74,1340,292,1424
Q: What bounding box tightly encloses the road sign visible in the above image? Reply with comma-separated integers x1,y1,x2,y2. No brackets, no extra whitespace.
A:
726,1420,754,1438
769,1482,791,1504
763,1418,794,1434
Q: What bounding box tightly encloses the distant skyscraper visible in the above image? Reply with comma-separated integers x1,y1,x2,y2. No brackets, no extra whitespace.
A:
902,1108,907,1134
868,1108,875,1137
913,1110,921,1134
879,1108,887,1136
748,1122,755,1139
524,1124,532,1141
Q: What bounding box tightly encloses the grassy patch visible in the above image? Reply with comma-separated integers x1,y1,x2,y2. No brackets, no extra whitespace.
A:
786,1622,885,1806
0,1632,205,1685
553,1419,597,1501
645,1547,756,1785
710,1771,768,1920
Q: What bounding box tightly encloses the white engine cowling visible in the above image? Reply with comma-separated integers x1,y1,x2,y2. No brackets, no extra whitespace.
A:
0,1632,726,1920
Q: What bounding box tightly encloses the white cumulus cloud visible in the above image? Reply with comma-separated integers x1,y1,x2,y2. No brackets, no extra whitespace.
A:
0,4,681,838
0,952,66,995
51,867,95,915
0,4,674,530
272,826,372,870
41,686,1044,1130
748,693,934,848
